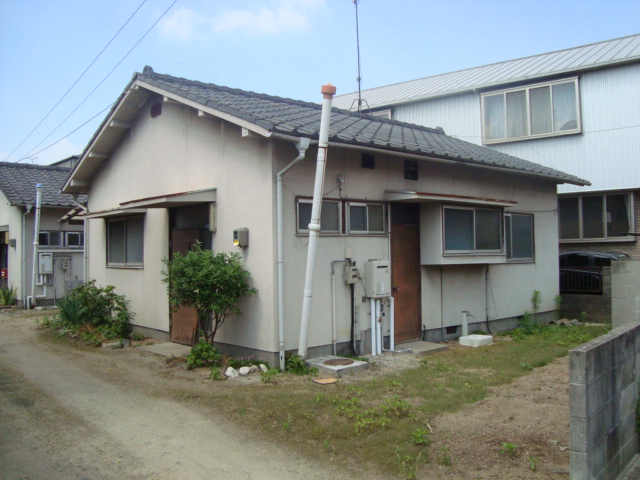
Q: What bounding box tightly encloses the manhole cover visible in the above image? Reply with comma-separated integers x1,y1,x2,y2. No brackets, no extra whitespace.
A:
324,358,354,366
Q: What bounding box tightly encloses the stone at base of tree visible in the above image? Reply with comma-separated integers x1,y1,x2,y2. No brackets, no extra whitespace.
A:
259,364,268,373
248,365,259,374
225,367,239,378
238,366,251,376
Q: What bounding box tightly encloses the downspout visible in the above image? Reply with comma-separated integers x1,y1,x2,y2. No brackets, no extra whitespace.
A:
298,83,336,358
21,204,33,308
29,184,43,308
71,195,89,283
277,137,310,371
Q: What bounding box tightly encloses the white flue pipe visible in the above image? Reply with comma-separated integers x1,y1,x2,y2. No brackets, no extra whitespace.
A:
376,299,383,355
331,266,337,356
370,297,376,355
29,184,43,308
277,138,310,371
389,296,395,351
298,83,336,359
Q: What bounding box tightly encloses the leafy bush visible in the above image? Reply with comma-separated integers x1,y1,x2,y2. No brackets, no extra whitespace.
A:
0,284,18,306
162,242,257,344
285,353,317,375
186,338,221,370
47,280,133,345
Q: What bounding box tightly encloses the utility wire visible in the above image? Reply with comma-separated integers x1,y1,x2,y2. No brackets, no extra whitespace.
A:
7,0,148,162
18,0,178,163
18,103,116,162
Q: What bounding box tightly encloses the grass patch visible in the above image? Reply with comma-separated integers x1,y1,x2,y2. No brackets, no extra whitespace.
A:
200,324,609,478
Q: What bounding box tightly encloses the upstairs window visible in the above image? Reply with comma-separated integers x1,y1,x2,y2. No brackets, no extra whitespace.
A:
482,78,580,144
107,215,144,266
505,213,534,261
443,206,502,253
559,194,633,241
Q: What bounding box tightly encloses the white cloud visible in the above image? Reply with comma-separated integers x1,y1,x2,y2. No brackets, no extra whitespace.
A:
211,0,325,35
159,7,206,40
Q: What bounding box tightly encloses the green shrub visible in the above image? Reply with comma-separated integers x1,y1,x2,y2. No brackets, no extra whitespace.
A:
186,338,221,370
0,284,18,306
285,353,317,375
48,280,133,345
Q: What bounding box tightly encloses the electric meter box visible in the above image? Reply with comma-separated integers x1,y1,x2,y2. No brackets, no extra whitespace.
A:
344,265,359,284
364,260,391,298
38,252,53,275
233,228,249,247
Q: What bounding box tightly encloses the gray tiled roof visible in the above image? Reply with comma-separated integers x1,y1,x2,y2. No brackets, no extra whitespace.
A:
333,34,640,110
137,67,587,186
0,162,83,207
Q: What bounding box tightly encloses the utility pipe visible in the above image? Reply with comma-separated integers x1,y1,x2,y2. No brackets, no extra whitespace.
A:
376,299,383,355
298,83,336,359
370,297,376,355
21,204,32,308
29,184,43,308
461,311,469,337
72,195,89,284
389,296,395,351
277,137,310,371
330,260,347,357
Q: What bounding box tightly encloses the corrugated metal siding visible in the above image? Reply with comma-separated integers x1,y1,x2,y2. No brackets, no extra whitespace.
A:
333,34,640,110
492,63,640,193
391,63,640,194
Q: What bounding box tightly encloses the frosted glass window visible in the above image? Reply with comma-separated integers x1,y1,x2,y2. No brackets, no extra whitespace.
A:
506,91,527,138
444,206,502,253
606,194,630,237
348,203,385,234
506,214,534,260
349,205,367,231
444,208,474,251
582,196,604,239
297,200,341,233
530,86,552,135
559,194,633,240
482,79,580,143
107,215,144,266
475,208,502,250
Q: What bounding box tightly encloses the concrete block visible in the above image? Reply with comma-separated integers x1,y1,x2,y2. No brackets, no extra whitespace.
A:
621,384,638,418
620,435,640,469
570,350,587,385
587,441,607,478
603,451,622,480
458,334,493,347
570,416,588,452
570,450,588,479
614,298,640,313
570,383,588,418
622,357,635,387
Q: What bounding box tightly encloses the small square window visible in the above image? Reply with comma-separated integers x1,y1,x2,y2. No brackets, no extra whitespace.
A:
443,206,502,253
107,215,144,266
348,203,385,234
65,232,84,248
404,160,418,181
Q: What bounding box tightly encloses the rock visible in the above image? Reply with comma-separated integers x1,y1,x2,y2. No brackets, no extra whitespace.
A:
259,364,269,373
569,319,581,326
238,366,251,376
248,365,259,374
225,367,239,378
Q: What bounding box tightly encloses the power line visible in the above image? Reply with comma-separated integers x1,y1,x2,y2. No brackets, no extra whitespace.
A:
19,0,178,162
16,103,115,163
5,0,148,162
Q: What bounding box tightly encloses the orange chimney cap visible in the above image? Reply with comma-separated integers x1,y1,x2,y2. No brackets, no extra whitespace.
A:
321,83,337,99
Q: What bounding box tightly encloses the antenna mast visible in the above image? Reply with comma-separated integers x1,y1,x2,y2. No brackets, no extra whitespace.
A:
354,0,362,112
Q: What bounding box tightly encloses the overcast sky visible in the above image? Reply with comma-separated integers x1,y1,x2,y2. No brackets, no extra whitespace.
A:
1,0,638,165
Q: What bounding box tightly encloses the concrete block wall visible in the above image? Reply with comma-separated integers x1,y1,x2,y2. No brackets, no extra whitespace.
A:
612,261,640,329
569,322,640,479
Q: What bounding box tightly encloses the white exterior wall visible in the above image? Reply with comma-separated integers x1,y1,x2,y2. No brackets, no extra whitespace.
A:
393,63,640,194
0,197,83,304
277,144,560,351
86,100,276,352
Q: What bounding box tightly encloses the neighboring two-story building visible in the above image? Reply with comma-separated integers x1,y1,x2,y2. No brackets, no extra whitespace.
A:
334,34,640,258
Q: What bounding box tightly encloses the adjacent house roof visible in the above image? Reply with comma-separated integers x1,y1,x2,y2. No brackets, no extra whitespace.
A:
332,33,640,110
64,66,588,193
0,162,83,208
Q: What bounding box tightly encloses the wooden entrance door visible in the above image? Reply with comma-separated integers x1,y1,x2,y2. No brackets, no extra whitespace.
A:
390,203,421,343
169,228,201,345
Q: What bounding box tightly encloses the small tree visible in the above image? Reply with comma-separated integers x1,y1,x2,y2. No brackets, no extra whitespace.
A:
162,243,257,344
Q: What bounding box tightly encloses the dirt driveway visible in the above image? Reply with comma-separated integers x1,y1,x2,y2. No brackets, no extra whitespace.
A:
1,311,574,479
0,311,354,480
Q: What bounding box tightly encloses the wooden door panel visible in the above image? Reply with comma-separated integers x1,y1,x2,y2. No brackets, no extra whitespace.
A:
169,229,201,345
390,205,421,343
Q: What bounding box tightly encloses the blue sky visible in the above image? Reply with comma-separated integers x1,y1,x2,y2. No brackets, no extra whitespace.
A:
1,0,638,165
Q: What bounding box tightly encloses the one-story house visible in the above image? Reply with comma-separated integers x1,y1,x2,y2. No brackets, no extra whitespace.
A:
63,66,587,365
0,162,85,306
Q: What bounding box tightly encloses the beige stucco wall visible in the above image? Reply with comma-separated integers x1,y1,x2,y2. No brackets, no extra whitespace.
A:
82,95,563,357
85,100,276,352
276,143,562,351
